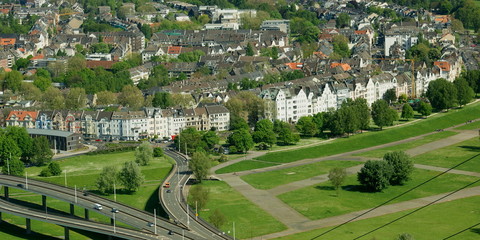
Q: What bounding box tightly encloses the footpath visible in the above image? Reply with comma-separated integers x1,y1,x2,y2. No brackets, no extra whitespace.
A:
211,119,480,239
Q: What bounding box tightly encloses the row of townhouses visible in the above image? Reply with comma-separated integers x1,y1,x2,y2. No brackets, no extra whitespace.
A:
4,105,230,140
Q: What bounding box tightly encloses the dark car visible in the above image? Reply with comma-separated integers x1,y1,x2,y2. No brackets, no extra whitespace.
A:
166,189,172,193
168,230,174,235
111,208,119,213
17,184,24,188
147,222,154,227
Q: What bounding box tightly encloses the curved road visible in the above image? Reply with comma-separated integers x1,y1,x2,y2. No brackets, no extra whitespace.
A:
0,174,199,240
162,149,232,240
0,198,158,240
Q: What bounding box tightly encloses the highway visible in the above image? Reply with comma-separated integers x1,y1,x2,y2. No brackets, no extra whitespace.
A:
162,149,232,240
0,197,159,240
0,174,200,240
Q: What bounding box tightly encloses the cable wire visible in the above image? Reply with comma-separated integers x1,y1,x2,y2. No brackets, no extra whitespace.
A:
442,222,480,239
353,178,480,239
310,153,480,240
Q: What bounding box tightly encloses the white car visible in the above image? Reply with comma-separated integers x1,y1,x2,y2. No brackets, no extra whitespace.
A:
94,204,103,210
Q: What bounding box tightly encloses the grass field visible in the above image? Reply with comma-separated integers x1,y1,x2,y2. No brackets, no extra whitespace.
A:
189,181,287,239
273,196,480,240
413,137,480,172
354,131,458,158
215,160,279,174
254,103,480,164
240,160,361,190
455,120,480,130
2,151,173,239
278,168,480,220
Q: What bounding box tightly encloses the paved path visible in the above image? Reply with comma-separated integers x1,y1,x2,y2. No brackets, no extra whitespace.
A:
253,186,480,240
212,118,480,239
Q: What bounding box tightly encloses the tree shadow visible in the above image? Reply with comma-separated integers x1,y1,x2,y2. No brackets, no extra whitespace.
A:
341,185,372,193
143,186,168,218
0,221,60,240
458,146,480,152
471,228,480,235
315,186,335,191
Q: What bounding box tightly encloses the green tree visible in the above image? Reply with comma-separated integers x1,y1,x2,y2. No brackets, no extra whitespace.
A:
336,13,350,28
153,147,164,157
426,78,457,110
371,99,397,130
338,102,359,135
332,35,350,58
152,92,173,108
2,158,24,176
189,185,209,210
439,0,453,14
275,120,300,145
397,233,415,240
353,98,370,130
0,135,21,166
401,103,414,120
119,161,144,192
383,88,397,105
135,141,153,166
296,116,318,137
96,90,117,106
34,77,52,91
357,160,393,192
202,131,219,151
417,101,432,117
5,126,32,162
140,24,152,39
227,128,254,153
118,85,144,110
65,87,87,110
43,87,65,109
19,83,42,101
31,136,53,166
328,167,347,196
252,119,276,146
189,152,211,182
454,77,475,106
4,70,23,93
175,128,204,154
209,209,227,228
96,166,118,194
384,151,413,185
47,162,62,176
246,42,254,56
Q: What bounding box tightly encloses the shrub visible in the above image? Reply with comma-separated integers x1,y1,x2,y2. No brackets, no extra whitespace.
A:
153,147,164,157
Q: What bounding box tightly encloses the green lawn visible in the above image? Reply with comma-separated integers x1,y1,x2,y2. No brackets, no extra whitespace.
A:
274,196,480,240
413,137,480,172
240,160,361,190
189,181,287,239
254,103,480,164
215,160,279,174
354,131,458,158
2,151,173,239
455,120,480,130
278,168,480,220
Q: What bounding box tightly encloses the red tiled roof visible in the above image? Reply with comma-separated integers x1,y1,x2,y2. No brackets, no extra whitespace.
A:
0,37,15,46
330,62,351,71
30,54,44,60
285,63,303,70
6,110,38,121
168,46,182,55
355,30,367,35
434,61,450,72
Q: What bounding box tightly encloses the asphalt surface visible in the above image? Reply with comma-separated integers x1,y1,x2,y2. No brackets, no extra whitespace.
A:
0,198,157,240
162,149,231,240
0,174,196,240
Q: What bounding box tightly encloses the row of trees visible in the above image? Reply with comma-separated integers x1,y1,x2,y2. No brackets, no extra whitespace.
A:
426,77,476,111
96,161,145,193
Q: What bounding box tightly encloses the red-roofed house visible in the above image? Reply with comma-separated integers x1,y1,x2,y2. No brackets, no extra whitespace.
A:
434,61,450,72
0,37,15,46
30,54,44,60
330,62,351,71
6,110,38,128
168,46,182,56
285,62,303,70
